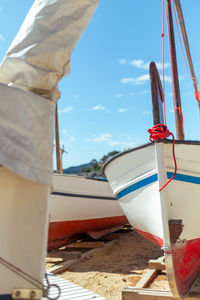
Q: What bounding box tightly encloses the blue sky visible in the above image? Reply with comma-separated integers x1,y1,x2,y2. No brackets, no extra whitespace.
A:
0,0,200,169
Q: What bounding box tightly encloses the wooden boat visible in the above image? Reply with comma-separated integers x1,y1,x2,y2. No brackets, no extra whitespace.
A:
48,83,127,251
103,135,200,297
48,173,127,250
103,0,200,298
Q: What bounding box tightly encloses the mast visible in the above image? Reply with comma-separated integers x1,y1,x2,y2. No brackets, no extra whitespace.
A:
174,0,200,109
55,104,61,173
165,0,185,140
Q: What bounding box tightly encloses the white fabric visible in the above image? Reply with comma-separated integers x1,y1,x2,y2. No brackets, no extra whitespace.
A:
0,84,55,185
0,0,99,101
0,0,99,184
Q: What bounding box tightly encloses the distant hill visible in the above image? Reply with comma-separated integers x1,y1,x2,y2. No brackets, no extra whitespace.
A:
62,163,91,175
57,150,120,178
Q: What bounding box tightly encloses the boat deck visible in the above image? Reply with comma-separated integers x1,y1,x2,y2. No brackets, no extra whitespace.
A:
43,272,107,300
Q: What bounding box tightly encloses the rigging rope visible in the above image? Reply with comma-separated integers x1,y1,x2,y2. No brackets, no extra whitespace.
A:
171,0,200,104
148,124,177,192
0,256,61,300
162,0,166,125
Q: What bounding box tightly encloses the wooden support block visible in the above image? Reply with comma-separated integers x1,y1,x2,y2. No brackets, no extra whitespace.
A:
135,270,158,289
122,288,197,300
47,258,79,274
148,256,165,271
46,257,63,263
66,241,105,248
47,250,81,260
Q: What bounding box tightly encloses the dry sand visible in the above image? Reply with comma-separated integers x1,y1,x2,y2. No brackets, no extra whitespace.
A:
47,229,170,300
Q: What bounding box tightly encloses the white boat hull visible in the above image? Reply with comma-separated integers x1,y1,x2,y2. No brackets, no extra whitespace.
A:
48,174,127,250
0,167,49,299
103,140,200,298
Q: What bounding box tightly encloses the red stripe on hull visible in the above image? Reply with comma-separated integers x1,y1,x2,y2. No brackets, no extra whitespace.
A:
172,238,200,296
135,228,163,247
48,215,128,250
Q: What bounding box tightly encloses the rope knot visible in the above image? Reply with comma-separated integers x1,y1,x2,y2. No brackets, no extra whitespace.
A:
147,124,177,192
148,124,172,142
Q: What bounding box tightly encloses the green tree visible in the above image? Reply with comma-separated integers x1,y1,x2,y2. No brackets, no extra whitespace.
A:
100,151,120,164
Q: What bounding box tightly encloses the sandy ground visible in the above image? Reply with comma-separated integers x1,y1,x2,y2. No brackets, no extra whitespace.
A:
46,229,170,300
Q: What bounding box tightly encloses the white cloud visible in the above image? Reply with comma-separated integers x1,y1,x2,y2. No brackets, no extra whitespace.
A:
90,105,105,111
141,90,150,95
130,60,145,68
0,6,2,12
62,129,68,134
118,108,127,113
85,133,112,143
121,74,177,86
115,94,123,98
143,111,152,115
85,133,136,148
119,58,127,64
121,74,149,85
130,59,170,70
121,78,135,84
155,62,170,70
58,106,73,113
73,95,79,99
129,92,135,96
69,136,76,141
0,34,4,41
164,75,172,83
179,75,184,81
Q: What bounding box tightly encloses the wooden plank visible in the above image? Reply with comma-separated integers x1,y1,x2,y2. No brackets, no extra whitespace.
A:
66,241,105,248
122,288,197,300
47,250,81,260
148,261,165,271
46,257,63,263
48,240,116,274
148,256,165,271
47,258,79,273
122,288,174,300
135,269,158,289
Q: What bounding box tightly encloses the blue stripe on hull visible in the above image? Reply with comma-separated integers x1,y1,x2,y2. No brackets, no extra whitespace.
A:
167,172,200,184
0,296,12,300
116,174,158,199
116,171,200,200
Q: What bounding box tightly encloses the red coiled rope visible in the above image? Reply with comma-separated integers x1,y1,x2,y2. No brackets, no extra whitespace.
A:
148,124,177,192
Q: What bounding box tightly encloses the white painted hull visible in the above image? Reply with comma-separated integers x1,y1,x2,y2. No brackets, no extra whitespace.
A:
103,140,200,298
48,174,127,250
0,167,49,299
